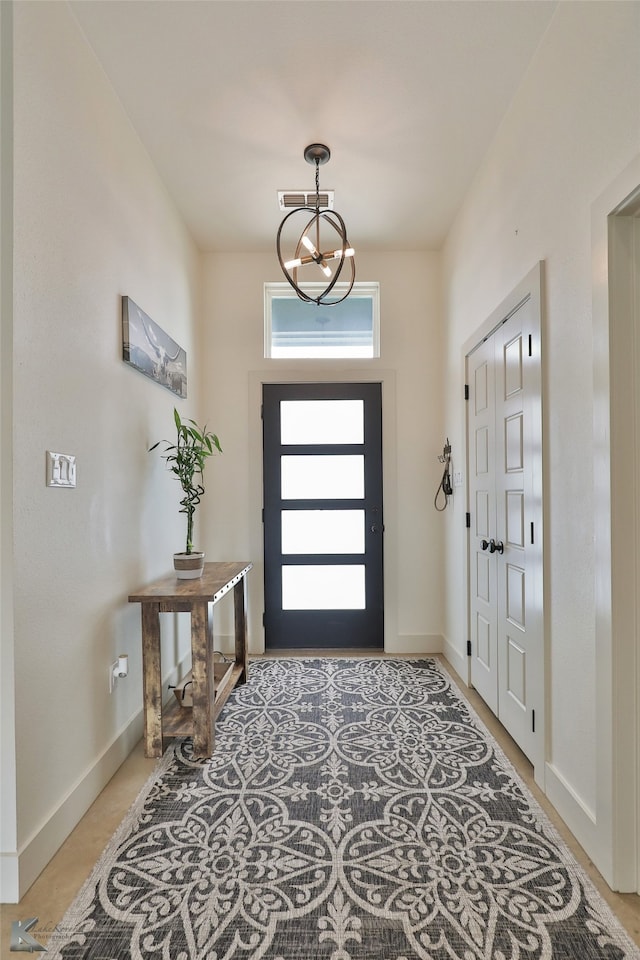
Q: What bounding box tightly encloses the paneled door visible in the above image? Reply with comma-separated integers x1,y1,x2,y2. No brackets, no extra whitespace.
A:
468,292,543,765
262,382,384,649
468,334,498,714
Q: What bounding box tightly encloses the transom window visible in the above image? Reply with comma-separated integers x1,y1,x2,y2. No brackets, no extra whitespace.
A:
264,282,380,359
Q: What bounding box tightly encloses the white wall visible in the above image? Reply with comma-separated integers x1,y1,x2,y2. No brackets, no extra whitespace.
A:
1,1,202,899
200,251,445,654
441,1,640,883
0,0,18,901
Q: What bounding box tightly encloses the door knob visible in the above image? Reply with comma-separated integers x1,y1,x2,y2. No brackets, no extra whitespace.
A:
489,539,504,554
370,523,384,534
481,539,490,551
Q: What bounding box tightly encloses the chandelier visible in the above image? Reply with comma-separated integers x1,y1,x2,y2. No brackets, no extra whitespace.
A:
276,144,355,306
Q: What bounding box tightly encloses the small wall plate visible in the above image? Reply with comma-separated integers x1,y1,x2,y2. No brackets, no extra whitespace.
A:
46,451,76,488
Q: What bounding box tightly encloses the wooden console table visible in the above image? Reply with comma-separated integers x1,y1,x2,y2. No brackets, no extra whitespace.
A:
129,561,252,759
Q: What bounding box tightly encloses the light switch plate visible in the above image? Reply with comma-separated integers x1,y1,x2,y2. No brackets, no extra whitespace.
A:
46,451,76,488
453,470,463,487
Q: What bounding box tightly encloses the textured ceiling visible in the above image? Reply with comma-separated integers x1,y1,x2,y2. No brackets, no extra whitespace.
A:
70,0,557,253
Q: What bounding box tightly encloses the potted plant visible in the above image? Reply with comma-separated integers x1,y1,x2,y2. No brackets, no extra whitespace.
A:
150,407,222,578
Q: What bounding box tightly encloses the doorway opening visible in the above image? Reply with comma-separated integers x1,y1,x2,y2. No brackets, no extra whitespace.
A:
464,263,545,784
262,381,384,649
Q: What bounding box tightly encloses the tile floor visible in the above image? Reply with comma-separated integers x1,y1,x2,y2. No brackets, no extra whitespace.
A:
1,653,639,956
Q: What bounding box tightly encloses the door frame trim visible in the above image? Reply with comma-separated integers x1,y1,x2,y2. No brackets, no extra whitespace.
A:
249,369,398,654
592,154,640,891
461,262,546,786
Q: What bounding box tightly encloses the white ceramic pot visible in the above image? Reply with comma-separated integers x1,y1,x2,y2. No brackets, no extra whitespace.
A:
173,551,205,579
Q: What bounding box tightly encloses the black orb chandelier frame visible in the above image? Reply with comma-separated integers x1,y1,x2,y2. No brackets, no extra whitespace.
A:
276,144,355,306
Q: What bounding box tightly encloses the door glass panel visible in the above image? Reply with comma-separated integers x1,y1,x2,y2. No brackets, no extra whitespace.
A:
282,565,366,609
281,455,364,500
281,400,364,445
282,510,365,554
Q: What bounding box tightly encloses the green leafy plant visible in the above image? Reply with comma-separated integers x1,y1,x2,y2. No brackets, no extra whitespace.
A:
149,408,222,555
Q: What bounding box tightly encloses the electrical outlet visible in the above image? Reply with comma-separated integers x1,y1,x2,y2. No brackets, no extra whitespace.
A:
109,660,119,694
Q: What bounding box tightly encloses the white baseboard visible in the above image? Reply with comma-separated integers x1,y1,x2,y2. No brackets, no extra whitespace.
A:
388,634,443,654
212,633,236,656
544,761,607,879
218,634,444,656
442,636,468,683
14,653,191,901
16,708,144,899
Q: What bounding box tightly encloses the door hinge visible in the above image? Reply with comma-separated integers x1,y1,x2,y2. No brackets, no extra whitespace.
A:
528,334,533,358
532,709,536,733
465,512,471,529
530,521,534,544
467,640,472,657
260,403,264,419
464,384,470,400
262,611,266,627
262,508,265,524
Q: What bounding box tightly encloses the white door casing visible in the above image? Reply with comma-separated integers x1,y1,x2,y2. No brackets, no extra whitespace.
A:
466,264,545,782
593,168,640,891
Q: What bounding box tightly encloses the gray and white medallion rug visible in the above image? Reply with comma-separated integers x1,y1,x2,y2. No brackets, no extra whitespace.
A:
48,658,639,959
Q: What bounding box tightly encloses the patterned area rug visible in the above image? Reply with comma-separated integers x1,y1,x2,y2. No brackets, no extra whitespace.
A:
48,658,639,959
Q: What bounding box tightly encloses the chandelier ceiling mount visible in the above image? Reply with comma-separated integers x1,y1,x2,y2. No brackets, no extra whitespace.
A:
303,143,331,166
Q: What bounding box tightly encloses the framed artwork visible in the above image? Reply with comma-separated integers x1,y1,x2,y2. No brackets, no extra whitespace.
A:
122,296,187,398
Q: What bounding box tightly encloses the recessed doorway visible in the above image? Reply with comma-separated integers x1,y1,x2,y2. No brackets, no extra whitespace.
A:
262,381,384,649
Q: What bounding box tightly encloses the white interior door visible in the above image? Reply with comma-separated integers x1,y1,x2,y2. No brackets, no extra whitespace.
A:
468,337,498,714
495,308,536,758
468,286,543,769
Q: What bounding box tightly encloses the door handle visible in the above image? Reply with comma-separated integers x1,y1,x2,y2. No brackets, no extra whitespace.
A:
370,523,384,534
481,539,490,551
489,539,504,554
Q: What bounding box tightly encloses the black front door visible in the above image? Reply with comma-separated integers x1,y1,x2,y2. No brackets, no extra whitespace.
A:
263,382,384,649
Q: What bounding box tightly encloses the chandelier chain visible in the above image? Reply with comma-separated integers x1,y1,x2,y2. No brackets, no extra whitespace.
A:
315,159,320,210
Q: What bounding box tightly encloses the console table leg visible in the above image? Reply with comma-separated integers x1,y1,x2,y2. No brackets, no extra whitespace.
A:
191,600,215,758
141,603,163,758
234,577,249,684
